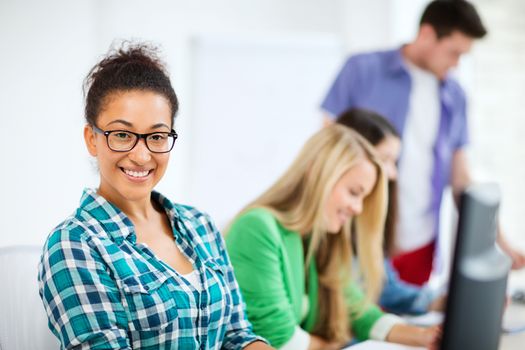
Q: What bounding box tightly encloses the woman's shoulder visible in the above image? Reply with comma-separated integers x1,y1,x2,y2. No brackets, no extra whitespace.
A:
42,195,128,256
39,212,99,279
227,207,285,246
44,211,93,249
165,202,227,254
155,191,212,226
171,202,210,223
233,207,278,226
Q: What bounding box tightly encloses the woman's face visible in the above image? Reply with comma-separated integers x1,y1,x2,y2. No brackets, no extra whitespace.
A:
324,158,377,233
374,135,401,181
84,90,172,205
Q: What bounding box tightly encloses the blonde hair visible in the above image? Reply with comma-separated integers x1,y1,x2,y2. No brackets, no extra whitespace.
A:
229,124,388,343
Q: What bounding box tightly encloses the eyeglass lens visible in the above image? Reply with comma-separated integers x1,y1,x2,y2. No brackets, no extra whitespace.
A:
108,131,175,152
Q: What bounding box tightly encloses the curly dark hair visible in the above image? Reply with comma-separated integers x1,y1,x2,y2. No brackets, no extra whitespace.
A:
83,41,179,126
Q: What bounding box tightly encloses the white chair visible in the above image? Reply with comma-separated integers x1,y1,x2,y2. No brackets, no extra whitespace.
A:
0,245,59,350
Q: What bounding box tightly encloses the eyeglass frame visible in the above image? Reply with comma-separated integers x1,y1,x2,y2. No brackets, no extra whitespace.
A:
91,124,178,153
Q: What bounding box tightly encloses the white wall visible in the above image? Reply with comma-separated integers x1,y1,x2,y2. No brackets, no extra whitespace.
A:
0,0,348,247
469,0,525,250
187,34,342,227
1,0,524,279
469,0,525,287
0,0,98,246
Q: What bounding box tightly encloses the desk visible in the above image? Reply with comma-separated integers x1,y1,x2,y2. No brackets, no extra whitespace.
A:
500,303,525,349
344,303,525,349
500,333,525,350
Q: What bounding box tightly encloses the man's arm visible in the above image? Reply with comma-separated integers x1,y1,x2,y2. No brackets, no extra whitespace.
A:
496,233,525,269
450,149,471,200
451,149,525,269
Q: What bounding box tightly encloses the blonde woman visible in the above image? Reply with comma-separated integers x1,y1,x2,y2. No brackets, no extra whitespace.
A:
226,125,439,350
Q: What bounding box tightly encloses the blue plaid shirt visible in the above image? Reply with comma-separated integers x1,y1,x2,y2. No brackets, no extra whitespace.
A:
38,188,264,349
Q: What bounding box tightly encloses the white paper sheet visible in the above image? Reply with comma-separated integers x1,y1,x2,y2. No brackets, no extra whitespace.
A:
403,311,444,327
502,303,525,334
343,340,425,349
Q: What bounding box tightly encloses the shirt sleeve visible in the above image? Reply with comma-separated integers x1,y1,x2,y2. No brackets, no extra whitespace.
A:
449,82,469,150
379,259,437,315
38,227,131,350
279,326,310,350
226,210,299,348
369,314,404,341
204,214,268,349
320,55,363,119
345,282,389,341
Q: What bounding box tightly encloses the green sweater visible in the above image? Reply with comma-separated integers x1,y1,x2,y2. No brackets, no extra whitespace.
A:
226,208,385,348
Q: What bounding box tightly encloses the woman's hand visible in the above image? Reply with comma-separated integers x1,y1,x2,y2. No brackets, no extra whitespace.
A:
427,295,447,312
386,323,442,349
307,335,341,350
420,325,442,350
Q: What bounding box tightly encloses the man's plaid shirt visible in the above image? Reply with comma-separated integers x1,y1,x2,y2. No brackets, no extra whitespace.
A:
38,188,264,349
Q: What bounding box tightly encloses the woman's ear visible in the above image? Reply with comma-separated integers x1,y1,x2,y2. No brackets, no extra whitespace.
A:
84,124,98,157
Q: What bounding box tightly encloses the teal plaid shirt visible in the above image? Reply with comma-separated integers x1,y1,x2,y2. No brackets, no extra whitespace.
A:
38,188,264,349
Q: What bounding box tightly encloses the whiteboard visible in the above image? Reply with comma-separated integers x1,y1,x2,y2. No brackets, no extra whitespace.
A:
188,33,343,228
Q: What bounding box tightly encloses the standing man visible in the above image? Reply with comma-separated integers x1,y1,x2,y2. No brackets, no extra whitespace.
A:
321,0,525,285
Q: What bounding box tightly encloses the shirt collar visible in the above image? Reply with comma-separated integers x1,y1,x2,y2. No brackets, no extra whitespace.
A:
386,47,409,75
78,188,132,243
389,46,455,85
78,188,183,244
78,188,217,266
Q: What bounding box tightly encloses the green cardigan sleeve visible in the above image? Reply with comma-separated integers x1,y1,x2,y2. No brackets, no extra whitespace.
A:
345,282,385,341
225,209,298,348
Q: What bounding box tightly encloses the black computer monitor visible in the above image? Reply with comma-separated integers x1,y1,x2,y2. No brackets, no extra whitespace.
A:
440,183,512,350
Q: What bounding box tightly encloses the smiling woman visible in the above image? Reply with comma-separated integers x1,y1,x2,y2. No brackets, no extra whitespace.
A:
225,125,441,349
37,42,271,350
84,91,175,204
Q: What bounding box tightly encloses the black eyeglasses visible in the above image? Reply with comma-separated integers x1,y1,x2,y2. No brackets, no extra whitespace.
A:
91,125,178,153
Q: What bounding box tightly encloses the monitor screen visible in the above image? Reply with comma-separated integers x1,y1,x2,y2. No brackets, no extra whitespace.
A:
440,183,512,350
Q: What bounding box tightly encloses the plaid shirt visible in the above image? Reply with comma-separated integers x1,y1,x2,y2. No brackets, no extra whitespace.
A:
38,188,264,349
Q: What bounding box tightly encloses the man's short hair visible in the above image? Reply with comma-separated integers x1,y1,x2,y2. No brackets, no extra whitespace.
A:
420,0,487,39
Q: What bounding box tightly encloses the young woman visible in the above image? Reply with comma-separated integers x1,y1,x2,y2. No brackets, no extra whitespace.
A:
225,125,439,350
38,43,271,350
336,108,445,315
